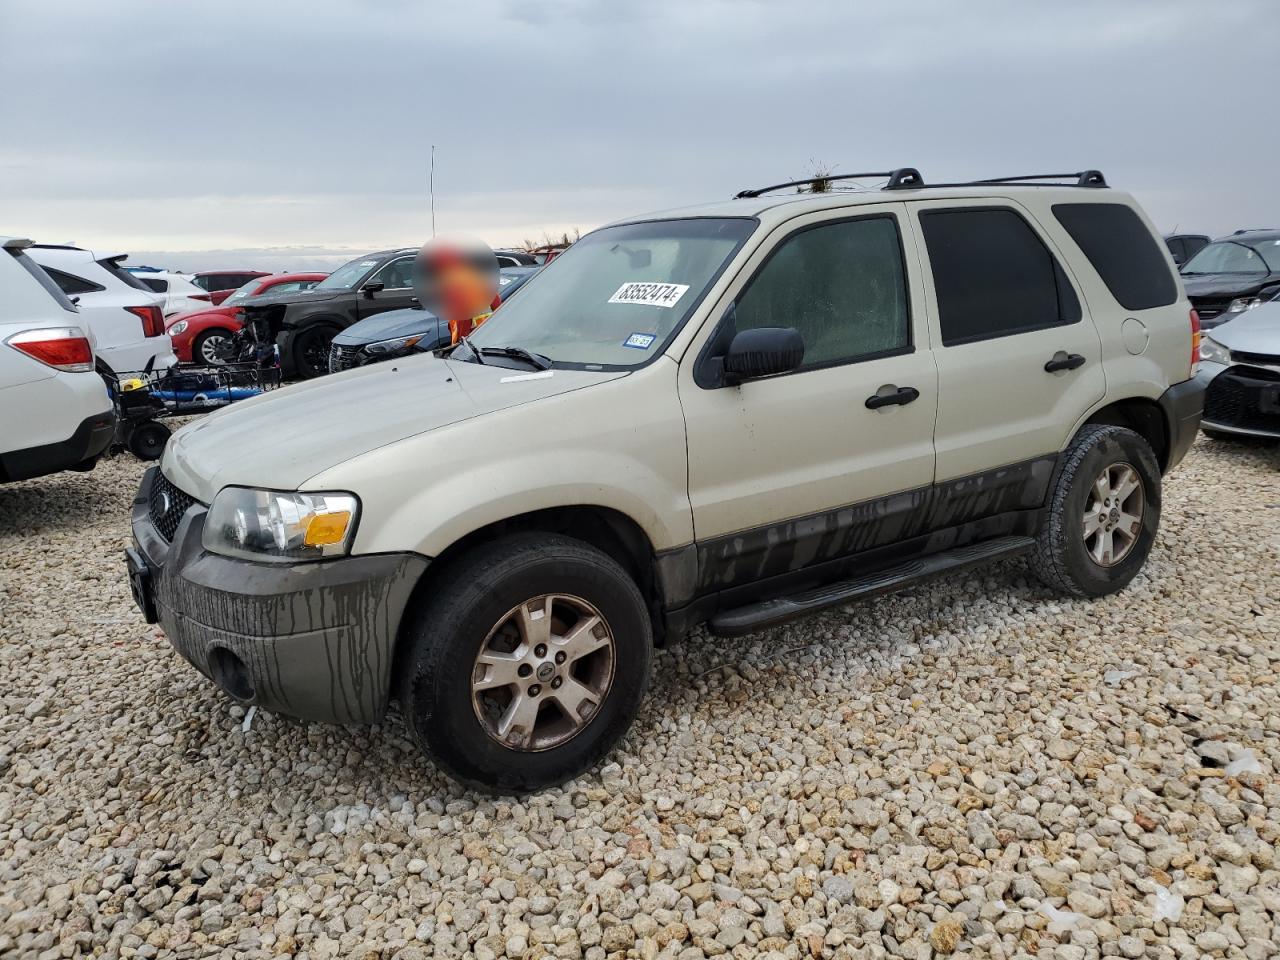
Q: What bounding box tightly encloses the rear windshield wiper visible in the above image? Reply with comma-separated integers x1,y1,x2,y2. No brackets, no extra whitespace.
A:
478,345,552,370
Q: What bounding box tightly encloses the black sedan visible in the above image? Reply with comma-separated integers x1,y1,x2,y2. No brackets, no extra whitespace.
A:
1181,230,1280,328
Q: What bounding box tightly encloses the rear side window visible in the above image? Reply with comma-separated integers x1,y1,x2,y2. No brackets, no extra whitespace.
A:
1053,203,1177,310
9,250,78,312
920,208,1081,346
734,215,911,370
44,267,105,296
141,277,168,293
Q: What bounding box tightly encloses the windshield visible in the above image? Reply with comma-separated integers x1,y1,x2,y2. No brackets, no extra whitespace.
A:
1183,239,1278,275
222,276,266,305
467,218,755,368
316,256,380,290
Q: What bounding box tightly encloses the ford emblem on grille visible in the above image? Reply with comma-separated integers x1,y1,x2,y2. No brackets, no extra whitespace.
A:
156,489,172,518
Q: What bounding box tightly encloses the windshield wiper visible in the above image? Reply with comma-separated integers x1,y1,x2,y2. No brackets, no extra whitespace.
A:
478,346,552,370
457,335,485,364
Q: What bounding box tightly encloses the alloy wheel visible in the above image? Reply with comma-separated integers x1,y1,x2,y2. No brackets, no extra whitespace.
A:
470,593,616,752
199,333,229,364
1082,462,1145,567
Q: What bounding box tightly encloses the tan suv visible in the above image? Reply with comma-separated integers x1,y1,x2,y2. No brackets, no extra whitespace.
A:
126,168,1204,792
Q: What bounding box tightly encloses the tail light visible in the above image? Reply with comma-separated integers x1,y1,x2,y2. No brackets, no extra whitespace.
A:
126,304,166,338
1189,308,1201,378
6,326,95,372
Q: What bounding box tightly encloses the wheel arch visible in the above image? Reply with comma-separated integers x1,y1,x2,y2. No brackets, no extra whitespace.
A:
391,504,667,690
1082,397,1170,471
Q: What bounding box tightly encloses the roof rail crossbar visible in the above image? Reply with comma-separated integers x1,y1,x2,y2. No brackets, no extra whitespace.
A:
735,168,920,199
966,170,1107,188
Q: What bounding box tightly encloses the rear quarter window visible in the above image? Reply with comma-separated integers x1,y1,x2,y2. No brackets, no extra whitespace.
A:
1053,203,1177,310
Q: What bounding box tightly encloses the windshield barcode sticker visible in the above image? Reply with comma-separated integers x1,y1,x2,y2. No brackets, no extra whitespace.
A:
608,282,690,308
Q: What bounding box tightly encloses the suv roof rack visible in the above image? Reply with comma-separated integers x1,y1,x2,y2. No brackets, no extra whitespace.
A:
734,168,922,199
734,168,1107,199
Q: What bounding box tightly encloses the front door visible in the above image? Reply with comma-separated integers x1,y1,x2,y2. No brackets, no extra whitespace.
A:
678,204,939,594
358,256,419,318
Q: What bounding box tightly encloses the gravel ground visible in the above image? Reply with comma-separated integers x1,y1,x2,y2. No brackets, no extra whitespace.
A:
1,436,1277,960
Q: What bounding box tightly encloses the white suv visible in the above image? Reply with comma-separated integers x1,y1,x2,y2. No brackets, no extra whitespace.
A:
1,238,115,483
126,169,1204,792
132,270,211,318
27,245,177,375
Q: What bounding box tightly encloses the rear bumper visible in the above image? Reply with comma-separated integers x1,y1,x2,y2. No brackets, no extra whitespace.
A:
1157,377,1205,472
100,338,178,375
129,467,429,724
0,409,115,483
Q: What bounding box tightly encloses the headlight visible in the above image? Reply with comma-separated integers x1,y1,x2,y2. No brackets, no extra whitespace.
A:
168,320,188,335
203,488,359,562
365,334,425,356
1225,296,1263,314
1199,336,1231,365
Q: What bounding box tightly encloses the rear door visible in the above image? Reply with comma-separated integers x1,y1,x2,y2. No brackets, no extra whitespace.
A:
358,256,418,318
679,203,939,593
908,200,1105,490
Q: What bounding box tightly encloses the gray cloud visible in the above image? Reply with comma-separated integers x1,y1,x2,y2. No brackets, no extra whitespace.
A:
1,0,1275,270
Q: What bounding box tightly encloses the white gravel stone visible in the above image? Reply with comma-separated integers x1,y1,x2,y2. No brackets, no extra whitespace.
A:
0,437,1277,960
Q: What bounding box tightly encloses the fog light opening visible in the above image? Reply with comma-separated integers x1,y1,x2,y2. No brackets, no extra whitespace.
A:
208,647,255,703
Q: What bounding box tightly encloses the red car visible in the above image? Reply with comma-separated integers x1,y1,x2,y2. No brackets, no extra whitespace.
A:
166,272,328,364
191,270,271,305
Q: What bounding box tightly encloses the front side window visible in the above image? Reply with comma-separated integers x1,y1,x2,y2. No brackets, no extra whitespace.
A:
467,218,754,369
732,215,911,369
921,207,1081,346
316,256,380,290
372,257,415,289
1182,239,1276,275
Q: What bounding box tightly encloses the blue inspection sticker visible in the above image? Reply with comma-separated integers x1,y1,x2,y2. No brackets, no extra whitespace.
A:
623,333,656,350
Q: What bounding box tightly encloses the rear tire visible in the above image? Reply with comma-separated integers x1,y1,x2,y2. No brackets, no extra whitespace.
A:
397,533,651,793
1029,424,1161,598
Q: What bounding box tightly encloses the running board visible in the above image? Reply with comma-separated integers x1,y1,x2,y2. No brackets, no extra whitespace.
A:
708,535,1036,637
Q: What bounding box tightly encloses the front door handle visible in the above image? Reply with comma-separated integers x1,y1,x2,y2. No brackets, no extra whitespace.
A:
865,385,920,409
1044,352,1086,373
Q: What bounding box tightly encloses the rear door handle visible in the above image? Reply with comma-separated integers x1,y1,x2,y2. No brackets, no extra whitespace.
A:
1044,352,1086,373
865,385,920,409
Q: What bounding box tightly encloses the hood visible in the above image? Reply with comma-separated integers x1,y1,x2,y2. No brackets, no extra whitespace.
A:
333,307,439,346
1207,302,1280,357
161,355,627,501
1181,273,1274,298
241,287,342,308
167,305,237,327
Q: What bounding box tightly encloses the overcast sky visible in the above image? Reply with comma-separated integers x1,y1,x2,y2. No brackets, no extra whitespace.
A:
1,0,1276,272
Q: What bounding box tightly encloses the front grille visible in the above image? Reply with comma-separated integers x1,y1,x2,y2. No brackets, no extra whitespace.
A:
329,343,361,373
1192,297,1231,322
148,472,197,542
1204,366,1280,433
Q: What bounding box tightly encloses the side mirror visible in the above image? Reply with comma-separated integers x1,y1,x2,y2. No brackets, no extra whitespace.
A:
361,280,385,297
722,327,804,384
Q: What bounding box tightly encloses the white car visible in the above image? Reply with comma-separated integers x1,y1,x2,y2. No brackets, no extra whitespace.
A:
27,245,177,375
1,238,116,484
132,270,211,318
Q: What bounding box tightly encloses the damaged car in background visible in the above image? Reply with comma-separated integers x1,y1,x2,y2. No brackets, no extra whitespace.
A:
1197,289,1280,440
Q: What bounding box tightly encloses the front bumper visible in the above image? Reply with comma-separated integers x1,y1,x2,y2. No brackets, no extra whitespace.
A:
1157,376,1205,471
1197,362,1280,439
129,467,429,724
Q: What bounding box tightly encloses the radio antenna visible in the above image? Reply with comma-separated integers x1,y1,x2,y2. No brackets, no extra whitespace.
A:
430,145,437,237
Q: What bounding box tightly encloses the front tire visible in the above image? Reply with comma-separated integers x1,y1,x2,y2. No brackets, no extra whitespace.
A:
398,534,652,793
192,328,234,365
1029,424,1161,598
284,325,338,380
